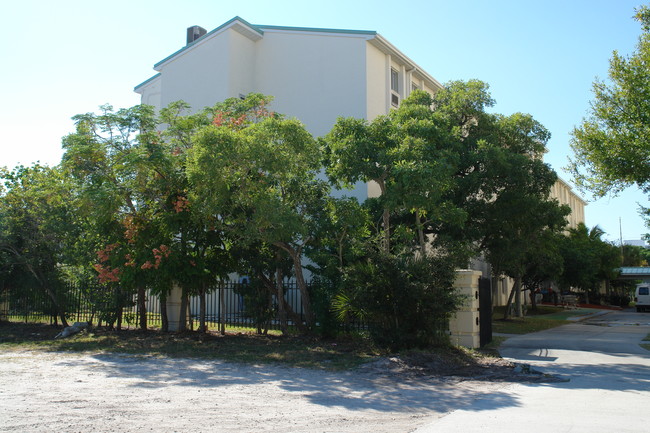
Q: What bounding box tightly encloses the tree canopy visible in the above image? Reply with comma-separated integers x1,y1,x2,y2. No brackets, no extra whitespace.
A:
569,6,650,205
2,84,576,346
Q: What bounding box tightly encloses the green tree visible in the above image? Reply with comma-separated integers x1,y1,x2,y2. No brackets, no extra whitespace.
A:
621,244,648,266
325,90,467,254
188,94,325,331
569,6,650,226
62,104,164,330
150,101,235,333
325,82,569,334
63,101,236,333
0,165,81,327
559,223,622,303
431,81,570,318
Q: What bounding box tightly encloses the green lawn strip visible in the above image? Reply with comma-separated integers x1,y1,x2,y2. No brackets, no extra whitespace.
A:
538,308,598,320
492,317,571,335
491,305,581,335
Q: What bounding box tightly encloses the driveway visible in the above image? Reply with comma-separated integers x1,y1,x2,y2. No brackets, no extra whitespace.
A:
415,310,650,432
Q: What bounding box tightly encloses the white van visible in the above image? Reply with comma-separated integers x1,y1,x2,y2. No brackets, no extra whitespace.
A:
635,284,650,312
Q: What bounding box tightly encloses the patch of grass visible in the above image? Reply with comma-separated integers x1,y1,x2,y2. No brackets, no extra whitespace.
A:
491,306,573,334
492,305,566,318
492,317,571,334
0,321,381,370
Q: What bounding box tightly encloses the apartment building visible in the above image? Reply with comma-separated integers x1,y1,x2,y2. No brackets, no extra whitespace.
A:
550,176,587,230
135,16,441,201
135,17,585,308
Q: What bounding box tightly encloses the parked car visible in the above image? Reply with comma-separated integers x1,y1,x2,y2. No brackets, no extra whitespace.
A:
635,284,650,312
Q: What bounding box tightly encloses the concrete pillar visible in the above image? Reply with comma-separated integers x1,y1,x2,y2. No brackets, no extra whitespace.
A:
166,284,183,332
449,269,482,348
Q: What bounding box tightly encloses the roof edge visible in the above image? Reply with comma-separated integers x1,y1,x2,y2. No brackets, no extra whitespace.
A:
255,23,376,36
153,16,264,70
134,73,161,92
369,34,443,91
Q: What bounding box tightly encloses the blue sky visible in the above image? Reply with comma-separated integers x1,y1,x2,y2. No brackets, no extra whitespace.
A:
1,0,647,243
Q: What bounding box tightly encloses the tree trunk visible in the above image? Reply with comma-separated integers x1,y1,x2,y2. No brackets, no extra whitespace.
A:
137,286,147,330
264,289,272,335
116,306,123,331
199,283,207,333
503,279,517,320
219,282,226,335
160,291,169,332
514,276,523,318
187,301,193,331
178,289,187,331
21,261,69,328
259,272,306,334
274,242,313,330
292,251,313,329
275,264,288,334
415,210,427,253
530,285,538,312
382,207,391,253
376,178,390,253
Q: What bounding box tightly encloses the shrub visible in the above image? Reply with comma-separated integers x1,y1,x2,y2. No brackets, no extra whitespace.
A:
334,251,461,351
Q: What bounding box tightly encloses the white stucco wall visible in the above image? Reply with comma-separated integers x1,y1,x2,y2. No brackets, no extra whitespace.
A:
158,29,234,111
550,178,586,230
228,29,256,98
138,75,162,109
254,30,368,138
366,42,389,121
135,21,445,204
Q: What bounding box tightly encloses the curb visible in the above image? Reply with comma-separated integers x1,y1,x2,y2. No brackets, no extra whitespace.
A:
567,310,613,322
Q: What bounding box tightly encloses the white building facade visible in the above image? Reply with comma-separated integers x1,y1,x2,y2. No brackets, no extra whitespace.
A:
135,17,442,202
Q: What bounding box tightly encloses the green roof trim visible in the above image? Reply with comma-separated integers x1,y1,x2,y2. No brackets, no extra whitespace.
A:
134,73,161,91
152,17,376,70
255,23,376,36
619,267,650,275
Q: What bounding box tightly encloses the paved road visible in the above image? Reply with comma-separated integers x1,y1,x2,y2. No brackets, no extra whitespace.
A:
414,310,650,433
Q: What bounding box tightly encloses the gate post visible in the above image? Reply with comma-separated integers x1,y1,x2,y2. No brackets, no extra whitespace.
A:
449,270,482,348
479,277,493,347
166,284,183,331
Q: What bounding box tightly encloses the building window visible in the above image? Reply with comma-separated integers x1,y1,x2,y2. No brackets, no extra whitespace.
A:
390,68,399,92
412,82,419,92
390,68,400,107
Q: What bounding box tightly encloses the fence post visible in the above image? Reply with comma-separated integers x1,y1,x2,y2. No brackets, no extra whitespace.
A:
449,269,482,349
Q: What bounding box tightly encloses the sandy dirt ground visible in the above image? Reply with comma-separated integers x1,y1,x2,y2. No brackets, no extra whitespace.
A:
0,350,515,433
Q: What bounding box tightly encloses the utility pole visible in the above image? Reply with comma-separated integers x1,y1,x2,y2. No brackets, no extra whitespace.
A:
619,217,624,264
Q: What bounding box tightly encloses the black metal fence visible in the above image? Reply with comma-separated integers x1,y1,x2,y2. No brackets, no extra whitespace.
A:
0,280,321,332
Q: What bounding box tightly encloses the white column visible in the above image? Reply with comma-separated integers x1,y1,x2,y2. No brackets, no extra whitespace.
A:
386,53,392,113
166,284,183,331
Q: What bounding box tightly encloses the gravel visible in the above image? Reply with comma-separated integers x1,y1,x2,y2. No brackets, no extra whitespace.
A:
0,349,521,433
